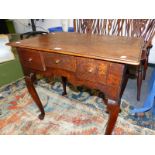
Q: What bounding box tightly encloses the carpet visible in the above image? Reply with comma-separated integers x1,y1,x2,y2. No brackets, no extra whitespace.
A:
0,78,155,135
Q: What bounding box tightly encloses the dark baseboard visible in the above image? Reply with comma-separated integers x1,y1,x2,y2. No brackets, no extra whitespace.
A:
148,63,155,68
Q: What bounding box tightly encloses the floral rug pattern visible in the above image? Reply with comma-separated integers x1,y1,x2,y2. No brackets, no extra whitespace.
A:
0,78,155,135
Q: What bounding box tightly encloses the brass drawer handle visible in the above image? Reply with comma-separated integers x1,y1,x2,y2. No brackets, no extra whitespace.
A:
28,58,32,62
88,68,93,73
55,59,60,64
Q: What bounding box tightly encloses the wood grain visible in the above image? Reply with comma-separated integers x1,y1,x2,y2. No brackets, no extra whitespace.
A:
7,32,143,65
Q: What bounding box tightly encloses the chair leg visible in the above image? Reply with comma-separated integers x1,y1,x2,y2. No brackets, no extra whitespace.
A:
143,57,148,80
137,65,143,101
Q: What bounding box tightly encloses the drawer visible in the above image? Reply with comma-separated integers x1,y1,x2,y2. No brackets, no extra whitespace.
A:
76,57,108,84
18,48,46,71
44,53,76,72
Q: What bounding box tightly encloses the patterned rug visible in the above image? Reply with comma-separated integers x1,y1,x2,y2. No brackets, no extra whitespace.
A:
0,78,155,135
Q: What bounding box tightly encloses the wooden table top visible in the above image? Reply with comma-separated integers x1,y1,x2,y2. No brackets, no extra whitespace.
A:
7,32,143,65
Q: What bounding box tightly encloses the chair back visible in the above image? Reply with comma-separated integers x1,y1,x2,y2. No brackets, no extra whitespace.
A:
74,19,155,47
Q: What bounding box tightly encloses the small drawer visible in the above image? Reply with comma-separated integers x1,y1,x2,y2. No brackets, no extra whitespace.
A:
76,57,108,84
44,52,76,72
18,48,46,71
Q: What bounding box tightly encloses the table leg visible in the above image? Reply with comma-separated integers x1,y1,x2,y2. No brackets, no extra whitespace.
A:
62,76,67,96
25,73,45,120
105,100,120,135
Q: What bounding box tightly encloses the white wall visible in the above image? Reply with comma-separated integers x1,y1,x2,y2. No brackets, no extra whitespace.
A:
13,19,73,33
149,36,155,64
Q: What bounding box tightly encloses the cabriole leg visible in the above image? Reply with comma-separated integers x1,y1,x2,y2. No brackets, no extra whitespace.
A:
105,99,120,135
25,73,45,120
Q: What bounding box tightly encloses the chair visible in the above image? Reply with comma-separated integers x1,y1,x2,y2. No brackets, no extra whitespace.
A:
20,19,48,39
73,19,97,34
123,19,155,79
74,19,155,101
121,19,155,100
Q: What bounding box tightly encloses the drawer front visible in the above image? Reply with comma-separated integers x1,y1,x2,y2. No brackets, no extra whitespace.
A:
76,57,108,84
18,48,46,71
44,53,76,72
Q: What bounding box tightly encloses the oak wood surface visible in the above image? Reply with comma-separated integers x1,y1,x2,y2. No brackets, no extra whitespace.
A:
7,32,143,65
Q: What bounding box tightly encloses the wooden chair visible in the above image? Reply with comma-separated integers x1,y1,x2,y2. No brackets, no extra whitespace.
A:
123,19,155,100
110,19,155,100
74,19,155,101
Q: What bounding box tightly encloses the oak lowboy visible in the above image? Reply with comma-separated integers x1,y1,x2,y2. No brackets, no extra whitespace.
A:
7,32,143,134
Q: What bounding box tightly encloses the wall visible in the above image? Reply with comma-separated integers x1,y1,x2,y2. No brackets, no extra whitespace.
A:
13,19,73,33
148,37,155,64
